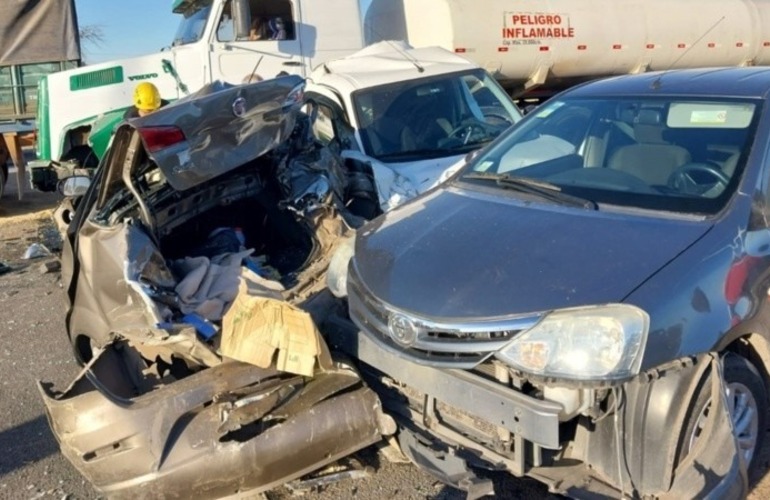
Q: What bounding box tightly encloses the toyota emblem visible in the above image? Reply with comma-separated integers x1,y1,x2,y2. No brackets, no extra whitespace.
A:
387,313,419,348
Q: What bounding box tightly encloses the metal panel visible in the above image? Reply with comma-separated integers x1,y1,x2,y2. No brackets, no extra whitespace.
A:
327,321,563,449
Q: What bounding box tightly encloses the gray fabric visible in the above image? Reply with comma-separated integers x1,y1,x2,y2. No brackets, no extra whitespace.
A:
172,250,254,321
0,0,81,66
608,143,691,185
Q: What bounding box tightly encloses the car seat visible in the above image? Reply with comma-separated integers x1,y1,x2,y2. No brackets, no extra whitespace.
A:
607,109,691,185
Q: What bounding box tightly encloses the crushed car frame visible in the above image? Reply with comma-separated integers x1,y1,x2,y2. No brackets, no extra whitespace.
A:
39,76,395,498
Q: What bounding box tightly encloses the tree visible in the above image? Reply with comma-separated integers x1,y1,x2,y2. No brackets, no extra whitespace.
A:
79,24,105,47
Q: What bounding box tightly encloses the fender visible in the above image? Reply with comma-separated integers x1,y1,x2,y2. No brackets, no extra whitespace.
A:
578,355,713,496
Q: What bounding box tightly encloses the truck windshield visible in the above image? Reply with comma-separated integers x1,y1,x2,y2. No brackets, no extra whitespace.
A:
461,96,760,215
172,1,213,46
353,69,521,162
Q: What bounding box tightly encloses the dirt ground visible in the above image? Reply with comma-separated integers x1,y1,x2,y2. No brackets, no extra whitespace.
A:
3,165,770,499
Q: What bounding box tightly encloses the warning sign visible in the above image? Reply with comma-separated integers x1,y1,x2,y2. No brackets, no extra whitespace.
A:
502,12,575,45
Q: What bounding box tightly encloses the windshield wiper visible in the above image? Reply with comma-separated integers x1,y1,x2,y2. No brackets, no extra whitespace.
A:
463,173,598,209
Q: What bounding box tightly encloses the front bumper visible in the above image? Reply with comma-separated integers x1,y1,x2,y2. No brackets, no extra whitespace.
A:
326,318,562,475
327,318,747,499
40,352,386,499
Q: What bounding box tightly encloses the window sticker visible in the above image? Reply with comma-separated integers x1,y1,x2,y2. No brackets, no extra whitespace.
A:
690,109,728,125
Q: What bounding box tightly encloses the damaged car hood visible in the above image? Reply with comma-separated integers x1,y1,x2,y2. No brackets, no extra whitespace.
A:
126,76,305,191
354,186,713,318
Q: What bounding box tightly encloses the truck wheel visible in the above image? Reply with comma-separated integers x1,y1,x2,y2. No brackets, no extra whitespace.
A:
682,354,767,476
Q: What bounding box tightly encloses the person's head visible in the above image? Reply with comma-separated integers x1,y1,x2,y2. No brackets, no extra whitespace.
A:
133,82,162,116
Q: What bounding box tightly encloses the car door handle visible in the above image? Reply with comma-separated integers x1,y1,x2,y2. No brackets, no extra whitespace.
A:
282,61,302,66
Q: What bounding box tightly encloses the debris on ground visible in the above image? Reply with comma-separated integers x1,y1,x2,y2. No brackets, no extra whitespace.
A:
0,261,11,275
22,243,51,260
38,259,61,274
284,460,374,496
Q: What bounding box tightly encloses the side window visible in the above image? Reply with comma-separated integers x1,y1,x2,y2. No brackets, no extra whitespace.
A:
217,0,296,42
311,104,337,145
248,0,296,41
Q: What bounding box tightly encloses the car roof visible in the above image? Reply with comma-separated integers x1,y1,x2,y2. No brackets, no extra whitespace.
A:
566,67,770,100
309,41,480,95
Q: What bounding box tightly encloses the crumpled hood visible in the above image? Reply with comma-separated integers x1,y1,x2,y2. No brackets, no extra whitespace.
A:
354,186,712,318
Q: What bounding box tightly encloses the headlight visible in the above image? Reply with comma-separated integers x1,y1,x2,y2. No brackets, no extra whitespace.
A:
495,304,649,381
327,235,356,298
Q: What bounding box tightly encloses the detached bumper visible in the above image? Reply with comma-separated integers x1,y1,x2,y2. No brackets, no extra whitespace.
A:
40,357,385,499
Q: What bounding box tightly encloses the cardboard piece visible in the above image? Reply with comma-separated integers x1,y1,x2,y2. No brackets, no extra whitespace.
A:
221,277,330,376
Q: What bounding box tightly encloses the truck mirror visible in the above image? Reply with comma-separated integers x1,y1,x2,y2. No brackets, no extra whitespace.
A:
232,0,251,40
59,176,91,198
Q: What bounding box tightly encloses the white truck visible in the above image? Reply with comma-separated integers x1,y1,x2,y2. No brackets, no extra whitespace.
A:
35,0,770,170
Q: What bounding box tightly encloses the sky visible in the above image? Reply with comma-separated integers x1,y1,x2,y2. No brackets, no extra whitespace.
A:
75,0,373,64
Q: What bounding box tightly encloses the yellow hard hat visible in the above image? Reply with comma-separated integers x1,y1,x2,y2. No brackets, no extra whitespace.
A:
133,82,161,111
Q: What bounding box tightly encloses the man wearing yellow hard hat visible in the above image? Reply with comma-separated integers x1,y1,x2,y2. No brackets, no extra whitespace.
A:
124,82,168,119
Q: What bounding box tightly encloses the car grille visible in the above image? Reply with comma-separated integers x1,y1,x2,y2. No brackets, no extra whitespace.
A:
347,265,542,368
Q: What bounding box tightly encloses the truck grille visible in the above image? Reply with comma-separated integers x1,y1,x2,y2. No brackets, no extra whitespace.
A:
347,266,542,368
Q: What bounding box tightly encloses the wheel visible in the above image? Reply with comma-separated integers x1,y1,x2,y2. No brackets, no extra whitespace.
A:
667,162,729,195
682,354,767,475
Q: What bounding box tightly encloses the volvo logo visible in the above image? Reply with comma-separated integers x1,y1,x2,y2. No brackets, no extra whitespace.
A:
387,313,419,348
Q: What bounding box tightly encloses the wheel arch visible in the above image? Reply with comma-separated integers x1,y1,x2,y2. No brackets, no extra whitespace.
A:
724,333,770,405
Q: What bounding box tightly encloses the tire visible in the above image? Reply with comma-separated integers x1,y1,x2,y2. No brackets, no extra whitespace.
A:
681,354,767,477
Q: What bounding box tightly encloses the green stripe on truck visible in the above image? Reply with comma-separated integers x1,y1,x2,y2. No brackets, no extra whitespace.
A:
37,76,51,161
69,66,124,91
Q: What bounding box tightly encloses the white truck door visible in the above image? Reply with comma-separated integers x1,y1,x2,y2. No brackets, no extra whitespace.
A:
211,0,305,83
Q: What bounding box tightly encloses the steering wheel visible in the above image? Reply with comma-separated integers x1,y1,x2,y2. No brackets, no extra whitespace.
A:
447,121,489,145
479,106,516,127
667,162,730,195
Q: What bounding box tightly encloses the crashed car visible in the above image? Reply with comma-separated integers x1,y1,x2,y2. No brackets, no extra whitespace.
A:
327,68,770,498
39,75,397,498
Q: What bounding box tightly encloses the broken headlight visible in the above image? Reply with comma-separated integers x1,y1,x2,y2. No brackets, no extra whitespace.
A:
495,304,649,382
327,235,356,298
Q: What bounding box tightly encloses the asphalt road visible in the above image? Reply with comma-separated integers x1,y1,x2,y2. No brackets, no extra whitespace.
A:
3,167,770,500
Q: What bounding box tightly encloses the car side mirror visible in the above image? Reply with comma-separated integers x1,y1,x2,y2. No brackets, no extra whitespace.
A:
59,176,91,197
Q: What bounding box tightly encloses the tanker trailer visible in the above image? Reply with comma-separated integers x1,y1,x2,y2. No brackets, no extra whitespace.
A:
366,0,770,100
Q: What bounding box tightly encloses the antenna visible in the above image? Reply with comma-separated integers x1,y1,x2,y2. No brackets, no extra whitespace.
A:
652,16,725,89
363,6,425,73
384,40,425,73
246,55,264,83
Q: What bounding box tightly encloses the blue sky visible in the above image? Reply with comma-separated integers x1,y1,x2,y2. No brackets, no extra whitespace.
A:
75,0,372,64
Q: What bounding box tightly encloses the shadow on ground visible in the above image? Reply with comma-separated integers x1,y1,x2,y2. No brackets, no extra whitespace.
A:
1,155,62,219
0,415,59,476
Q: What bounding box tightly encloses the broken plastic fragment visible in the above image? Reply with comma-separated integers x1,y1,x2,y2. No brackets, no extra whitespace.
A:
181,313,218,340
23,243,51,260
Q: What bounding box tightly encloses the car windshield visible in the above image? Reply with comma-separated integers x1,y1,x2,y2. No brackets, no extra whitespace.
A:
172,1,213,46
353,69,522,162
462,96,760,214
